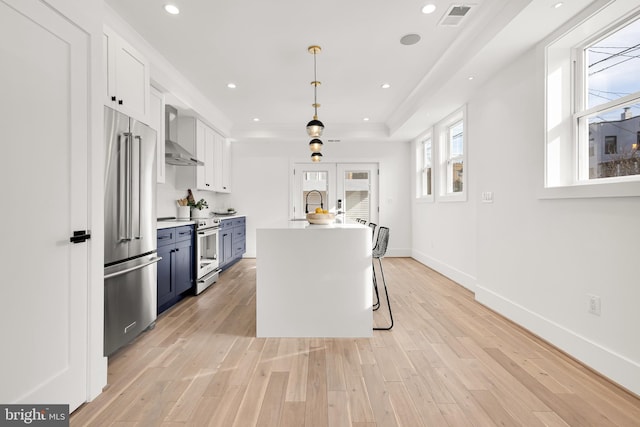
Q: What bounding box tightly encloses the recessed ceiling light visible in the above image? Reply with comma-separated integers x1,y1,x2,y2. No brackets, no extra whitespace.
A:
164,4,180,15
468,76,474,81
553,2,563,8
422,4,436,14
363,117,370,121
227,83,237,89
381,83,391,89
253,118,260,122
400,33,421,46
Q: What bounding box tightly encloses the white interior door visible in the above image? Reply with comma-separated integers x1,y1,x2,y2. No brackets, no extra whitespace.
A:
337,164,379,224
0,0,89,411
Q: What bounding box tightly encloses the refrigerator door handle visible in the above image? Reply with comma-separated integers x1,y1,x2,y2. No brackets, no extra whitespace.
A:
124,131,133,241
134,135,143,240
104,256,162,279
118,132,130,242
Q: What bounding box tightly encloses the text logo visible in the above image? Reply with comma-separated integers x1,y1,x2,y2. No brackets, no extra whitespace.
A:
0,405,68,426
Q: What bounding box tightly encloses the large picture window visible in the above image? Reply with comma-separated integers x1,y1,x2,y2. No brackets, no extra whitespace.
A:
545,2,640,197
577,17,640,181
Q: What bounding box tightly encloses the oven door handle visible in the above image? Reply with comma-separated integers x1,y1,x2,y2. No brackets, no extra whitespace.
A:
198,228,219,237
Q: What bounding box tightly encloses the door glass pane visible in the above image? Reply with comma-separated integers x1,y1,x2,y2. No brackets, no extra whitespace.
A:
343,171,370,222
303,171,327,213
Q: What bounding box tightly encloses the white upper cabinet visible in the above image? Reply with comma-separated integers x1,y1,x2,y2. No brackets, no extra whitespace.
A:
176,117,231,193
214,133,231,193
149,86,165,183
176,117,209,191
103,26,150,123
203,123,216,189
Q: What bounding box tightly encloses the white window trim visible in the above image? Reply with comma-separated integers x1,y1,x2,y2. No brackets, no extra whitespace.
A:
541,0,640,199
415,130,434,202
437,105,467,202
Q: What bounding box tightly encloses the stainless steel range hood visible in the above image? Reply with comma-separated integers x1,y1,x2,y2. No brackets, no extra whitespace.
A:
165,104,204,166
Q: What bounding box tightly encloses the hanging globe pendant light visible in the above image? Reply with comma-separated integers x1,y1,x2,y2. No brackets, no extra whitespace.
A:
306,46,325,161
311,152,323,163
309,138,323,152
306,118,324,137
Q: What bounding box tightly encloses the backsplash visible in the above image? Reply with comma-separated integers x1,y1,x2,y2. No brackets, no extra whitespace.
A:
157,164,231,218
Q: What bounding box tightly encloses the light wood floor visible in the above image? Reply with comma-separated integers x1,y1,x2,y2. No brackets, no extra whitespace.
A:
71,258,640,426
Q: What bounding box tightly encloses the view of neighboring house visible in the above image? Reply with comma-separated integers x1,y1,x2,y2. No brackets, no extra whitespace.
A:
589,109,640,178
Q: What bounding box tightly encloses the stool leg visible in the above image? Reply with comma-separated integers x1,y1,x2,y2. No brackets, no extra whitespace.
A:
373,257,394,331
372,260,380,311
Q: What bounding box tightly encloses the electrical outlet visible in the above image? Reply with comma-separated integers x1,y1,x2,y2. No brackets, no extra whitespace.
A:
481,191,494,203
588,294,601,316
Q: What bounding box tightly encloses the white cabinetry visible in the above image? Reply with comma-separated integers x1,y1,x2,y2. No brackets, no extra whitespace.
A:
176,117,231,192
213,133,231,193
149,86,165,183
103,26,150,123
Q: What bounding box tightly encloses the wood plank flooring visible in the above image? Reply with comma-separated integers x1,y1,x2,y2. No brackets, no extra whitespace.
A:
71,258,640,426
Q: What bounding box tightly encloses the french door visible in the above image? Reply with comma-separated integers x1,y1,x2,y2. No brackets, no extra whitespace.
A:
292,163,378,224
337,163,379,224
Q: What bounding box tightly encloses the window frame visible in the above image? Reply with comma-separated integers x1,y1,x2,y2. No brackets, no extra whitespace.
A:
542,1,640,199
437,106,467,202
416,131,434,201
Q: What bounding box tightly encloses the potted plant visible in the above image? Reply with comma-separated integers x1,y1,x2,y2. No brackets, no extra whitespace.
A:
189,198,209,218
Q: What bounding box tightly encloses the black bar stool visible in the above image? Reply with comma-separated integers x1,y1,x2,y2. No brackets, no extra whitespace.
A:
368,222,381,311
372,226,393,330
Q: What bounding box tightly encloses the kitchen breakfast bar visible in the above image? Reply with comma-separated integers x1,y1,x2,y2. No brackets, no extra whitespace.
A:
256,221,373,337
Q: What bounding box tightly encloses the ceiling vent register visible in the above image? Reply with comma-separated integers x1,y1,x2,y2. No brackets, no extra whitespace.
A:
439,4,473,26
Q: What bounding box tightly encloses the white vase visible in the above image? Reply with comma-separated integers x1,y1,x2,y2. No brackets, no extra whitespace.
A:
191,208,209,219
177,206,190,219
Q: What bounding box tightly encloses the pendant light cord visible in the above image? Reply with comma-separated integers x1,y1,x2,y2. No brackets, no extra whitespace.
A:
313,50,318,119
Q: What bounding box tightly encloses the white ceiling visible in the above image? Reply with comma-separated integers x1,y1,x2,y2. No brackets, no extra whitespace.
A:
104,0,591,142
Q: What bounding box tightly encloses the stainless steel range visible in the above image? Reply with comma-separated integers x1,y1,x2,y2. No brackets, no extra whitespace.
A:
195,217,221,294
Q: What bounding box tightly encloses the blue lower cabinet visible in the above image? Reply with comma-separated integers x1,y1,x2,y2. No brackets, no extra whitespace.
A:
219,216,246,271
157,244,174,308
174,238,193,295
157,225,194,314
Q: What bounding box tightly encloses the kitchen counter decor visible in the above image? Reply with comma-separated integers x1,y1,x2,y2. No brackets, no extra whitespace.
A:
189,198,209,218
306,212,335,225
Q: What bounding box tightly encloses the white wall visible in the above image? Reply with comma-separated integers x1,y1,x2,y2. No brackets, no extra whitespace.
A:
226,139,412,258
157,165,232,218
412,46,640,394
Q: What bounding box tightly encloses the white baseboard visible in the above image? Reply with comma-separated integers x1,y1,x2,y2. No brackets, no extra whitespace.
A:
386,248,412,257
409,251,640,395
411,249,477,291
475,284,640,396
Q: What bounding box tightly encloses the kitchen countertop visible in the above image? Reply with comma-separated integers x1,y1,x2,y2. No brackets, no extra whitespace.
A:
157,219,195,229
156,213,245,229
256,219,372,337
213,213,245,220
263,219,365,230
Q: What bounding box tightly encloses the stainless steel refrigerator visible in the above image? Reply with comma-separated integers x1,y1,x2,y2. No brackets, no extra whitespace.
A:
104,106,160,356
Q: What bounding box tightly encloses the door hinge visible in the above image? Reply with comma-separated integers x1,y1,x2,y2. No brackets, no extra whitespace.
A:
70,230,91,244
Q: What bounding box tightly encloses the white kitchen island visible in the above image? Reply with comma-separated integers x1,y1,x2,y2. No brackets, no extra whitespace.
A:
256,220,372,338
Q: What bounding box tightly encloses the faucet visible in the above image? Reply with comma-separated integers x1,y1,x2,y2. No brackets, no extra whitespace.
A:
305,190,324,213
